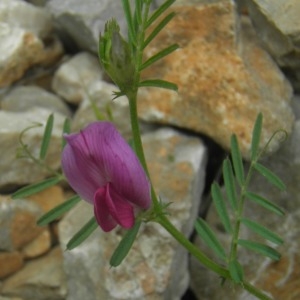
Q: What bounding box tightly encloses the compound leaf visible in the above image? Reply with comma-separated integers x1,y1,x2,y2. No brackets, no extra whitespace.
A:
146,0,176,28
245,192,284,216
66,216,98,250
139,79,178,91
228,259,244,283
231,135,245,186
223,159,238,211
144,12,176,48
211,183,232,234
195,218,226,261
12,177,62,199
241,218,283,245
238,239,281,261
251,113,263,160
110,221,141,267
37,195,81,226
254,163,286,191
140,43,179,70
40,114,54,160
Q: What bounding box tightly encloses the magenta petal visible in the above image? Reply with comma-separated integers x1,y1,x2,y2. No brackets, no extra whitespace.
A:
84,122,151,209
65,122,151,209
94,183,134,231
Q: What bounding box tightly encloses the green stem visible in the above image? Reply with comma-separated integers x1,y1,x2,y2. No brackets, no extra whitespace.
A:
229,163,255,262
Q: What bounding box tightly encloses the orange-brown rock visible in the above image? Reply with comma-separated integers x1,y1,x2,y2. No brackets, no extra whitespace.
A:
22,229,51,259
0,196,43,251
27,185,66,214
139,1,294,158
0,251,24,279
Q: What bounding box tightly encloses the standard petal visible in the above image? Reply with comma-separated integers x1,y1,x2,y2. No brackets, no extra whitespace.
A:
61,143,97,203
80,122,151,209
62,121,151,210
94,183,135,231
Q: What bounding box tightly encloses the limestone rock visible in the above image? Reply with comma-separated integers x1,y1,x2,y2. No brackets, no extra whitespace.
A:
1,86,71,116
0,252,24,279
0,196,43,251
58,127,207,300
52,52,104,104
246,0,300,91
0,26,63,88
138,1,294,159
0,0,63,87
21,229,51,259
0,108,65,189
1,247,67,300
190,119,300,299
0,0,52,38
72,80,132,138
45,0,132,53
26,185,66,214
246,0,300,68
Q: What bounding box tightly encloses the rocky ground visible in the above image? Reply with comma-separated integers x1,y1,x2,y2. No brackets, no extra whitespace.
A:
0,0,299,299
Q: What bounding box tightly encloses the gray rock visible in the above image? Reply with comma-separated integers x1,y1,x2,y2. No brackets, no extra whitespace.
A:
1,86,71,117
58,127,207,300
45,0,131,53
0,23,42,88
52,52,104,105
246,0,300,91
1,247,67,300
0,108,65,189
190,118,300,299
72,80,132,138
247,0,300,68
0,196,43,252
0,0,52,38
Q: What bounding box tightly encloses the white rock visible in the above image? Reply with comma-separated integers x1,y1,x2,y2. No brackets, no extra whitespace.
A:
247,0,300,68
0,108,65,189
0,0,63,88
52,52,104,105
1,85,71,117
72,80,132,138
58,127,207,300
0,0,52,38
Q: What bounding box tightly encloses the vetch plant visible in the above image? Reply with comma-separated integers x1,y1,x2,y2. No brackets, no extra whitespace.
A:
12,1,287,299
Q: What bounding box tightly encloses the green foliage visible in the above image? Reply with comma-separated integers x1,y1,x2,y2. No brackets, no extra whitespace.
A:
195,218,226,261
12,177,62,199
66,216,98,250
241,218,283,245
98,0,178,94
195,113,285,291
62,118,71,149
140,44,179,70
211,183,232,234
245,192,284,216
238,239,281,261
110,221,141,267
40,114,54,160
139,79,178,91
228,259,244,283
250,113,263,160
222,159,238,210
253,163,286,191
37,195,81,226
143,12,177,48
230,134,245,186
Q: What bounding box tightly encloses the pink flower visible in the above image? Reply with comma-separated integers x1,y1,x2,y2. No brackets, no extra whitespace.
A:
61,121,151,232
